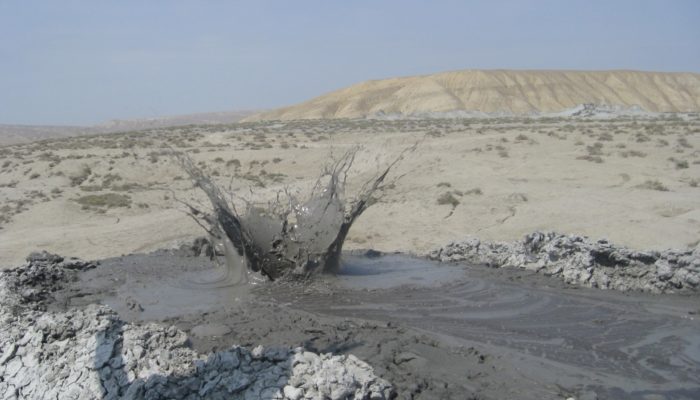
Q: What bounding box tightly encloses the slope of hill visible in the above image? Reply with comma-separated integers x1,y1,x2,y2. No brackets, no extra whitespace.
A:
244,70,700,121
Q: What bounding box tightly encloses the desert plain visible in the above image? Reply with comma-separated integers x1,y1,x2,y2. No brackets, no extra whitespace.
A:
1,115,699,266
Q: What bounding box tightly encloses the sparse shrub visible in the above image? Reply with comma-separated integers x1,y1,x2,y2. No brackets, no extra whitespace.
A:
69,165,91,187
464,188,483,195
635,133,650,143
636,180,669,192
507,193,528,202
577,155,604,163
75,193,132,209
620,150,647,158
437,192,460,207
29,173,40,179
586,142,604,156
0,180,19,188
674,159,689,169
678,137,693,148
598,133,614,141
102,173,122,187
111,183,142,192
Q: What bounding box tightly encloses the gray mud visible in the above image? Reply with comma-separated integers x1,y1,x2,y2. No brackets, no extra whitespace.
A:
51,250,700,400
0,253,393,400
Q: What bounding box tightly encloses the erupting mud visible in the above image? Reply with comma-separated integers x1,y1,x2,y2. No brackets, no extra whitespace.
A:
173,145,414,282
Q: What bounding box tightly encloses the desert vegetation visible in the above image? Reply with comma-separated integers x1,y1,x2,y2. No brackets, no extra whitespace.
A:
0,115,698,263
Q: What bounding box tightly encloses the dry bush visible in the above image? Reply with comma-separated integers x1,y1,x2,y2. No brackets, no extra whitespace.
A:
75,193,132,210
69,165,92,186
437,191,460,207
636,180,669,192
620,150,647,158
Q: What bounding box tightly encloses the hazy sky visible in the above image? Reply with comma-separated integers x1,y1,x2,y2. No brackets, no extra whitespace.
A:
1,1,698,125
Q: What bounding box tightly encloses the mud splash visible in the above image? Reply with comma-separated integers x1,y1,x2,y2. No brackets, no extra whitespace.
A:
174,146,414,283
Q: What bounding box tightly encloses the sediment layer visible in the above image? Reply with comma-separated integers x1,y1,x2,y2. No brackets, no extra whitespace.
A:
245,70,700,120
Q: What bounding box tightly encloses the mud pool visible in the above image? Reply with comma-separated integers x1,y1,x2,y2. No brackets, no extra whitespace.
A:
53,250,700,400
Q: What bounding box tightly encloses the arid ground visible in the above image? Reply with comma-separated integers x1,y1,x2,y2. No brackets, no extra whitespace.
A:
2,115,700,399
1,116,699,268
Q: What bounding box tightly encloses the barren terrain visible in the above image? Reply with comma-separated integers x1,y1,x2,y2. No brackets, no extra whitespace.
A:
0,109,257,146
1,116,699,268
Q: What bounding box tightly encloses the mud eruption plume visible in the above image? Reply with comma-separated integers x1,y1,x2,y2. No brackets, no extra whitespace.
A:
174,145,415,282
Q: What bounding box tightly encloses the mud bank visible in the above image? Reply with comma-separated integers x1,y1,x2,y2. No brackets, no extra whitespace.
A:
430,231,700,294
3,248,700,399
0,253,392,400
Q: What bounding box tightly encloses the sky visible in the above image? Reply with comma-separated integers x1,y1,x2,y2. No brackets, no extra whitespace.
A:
1,0,699,126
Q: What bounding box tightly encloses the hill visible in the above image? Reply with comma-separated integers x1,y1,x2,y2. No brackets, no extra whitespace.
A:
244,70,700,121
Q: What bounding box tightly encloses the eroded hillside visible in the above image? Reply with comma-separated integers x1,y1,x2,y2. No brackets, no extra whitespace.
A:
245,70,700,120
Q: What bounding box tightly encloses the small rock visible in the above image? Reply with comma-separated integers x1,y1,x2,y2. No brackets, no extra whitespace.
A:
655,260,674,281
251,345,265,359
0,343,17,365
283,385,303,400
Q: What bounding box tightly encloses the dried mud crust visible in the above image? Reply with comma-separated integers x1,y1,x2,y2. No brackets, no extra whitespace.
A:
430,231,700,293
0,254,394,400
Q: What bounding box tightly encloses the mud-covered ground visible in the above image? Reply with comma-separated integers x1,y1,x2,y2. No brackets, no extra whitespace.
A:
47,250,700,400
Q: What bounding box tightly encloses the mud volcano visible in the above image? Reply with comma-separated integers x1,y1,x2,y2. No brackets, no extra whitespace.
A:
2,148,699,399
173,145,413,283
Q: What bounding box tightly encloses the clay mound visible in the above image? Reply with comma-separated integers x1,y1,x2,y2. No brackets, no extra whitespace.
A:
244,70,700,121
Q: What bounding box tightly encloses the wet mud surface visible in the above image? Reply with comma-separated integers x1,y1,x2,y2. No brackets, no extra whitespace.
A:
53,251,700,400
